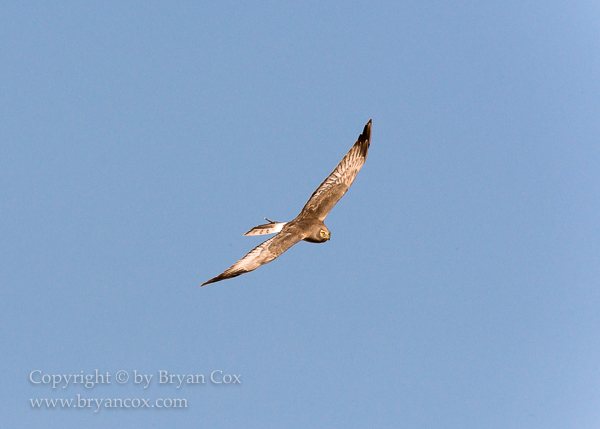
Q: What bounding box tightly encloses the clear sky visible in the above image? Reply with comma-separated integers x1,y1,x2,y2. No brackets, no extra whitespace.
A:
2,1,600,428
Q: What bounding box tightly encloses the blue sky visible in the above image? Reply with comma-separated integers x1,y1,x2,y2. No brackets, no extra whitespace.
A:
2,1,600,428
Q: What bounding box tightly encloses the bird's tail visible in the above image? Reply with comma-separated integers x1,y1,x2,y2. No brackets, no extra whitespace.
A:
243,218,288,236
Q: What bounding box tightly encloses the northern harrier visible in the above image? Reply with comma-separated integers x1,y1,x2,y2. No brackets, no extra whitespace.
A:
201,119,372,287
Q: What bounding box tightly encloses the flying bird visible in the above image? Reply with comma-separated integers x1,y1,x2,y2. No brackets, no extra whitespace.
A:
201,119,372,287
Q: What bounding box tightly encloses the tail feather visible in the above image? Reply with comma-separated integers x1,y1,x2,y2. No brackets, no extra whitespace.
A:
243,219,287,236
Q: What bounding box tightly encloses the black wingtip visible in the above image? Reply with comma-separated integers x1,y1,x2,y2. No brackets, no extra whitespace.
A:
200,276,221,287
201,270,244,287
360,119,372,143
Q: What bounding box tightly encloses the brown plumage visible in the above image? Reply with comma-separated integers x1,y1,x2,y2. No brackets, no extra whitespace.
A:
201,119,372,287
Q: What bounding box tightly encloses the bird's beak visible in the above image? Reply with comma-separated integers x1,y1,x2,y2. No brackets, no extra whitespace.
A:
327,233,331,240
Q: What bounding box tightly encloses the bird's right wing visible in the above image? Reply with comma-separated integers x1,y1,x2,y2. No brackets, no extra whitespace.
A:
201,230,302,286
298,120,371,221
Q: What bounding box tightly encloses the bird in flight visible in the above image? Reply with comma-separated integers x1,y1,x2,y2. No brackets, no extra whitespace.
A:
201,119,372,287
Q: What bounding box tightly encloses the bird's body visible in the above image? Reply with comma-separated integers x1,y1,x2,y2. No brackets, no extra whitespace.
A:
201,120,372,287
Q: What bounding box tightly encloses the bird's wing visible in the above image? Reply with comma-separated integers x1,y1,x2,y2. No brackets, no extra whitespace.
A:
298,120,371,221
201,230,302,286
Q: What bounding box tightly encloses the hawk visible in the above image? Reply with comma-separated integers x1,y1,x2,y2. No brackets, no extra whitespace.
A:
201,119,372,287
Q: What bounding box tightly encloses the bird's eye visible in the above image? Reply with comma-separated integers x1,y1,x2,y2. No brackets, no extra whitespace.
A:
320,231,326,237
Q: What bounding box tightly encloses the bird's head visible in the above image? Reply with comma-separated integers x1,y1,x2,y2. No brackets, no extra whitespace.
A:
302,222,330,243
318,228,331,242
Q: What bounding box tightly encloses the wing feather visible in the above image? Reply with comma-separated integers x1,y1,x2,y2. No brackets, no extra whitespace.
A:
299,119,371,220
201,230,302,286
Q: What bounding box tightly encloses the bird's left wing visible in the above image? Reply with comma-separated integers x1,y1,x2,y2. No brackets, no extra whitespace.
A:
298,120,371,221
201,230,302,286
